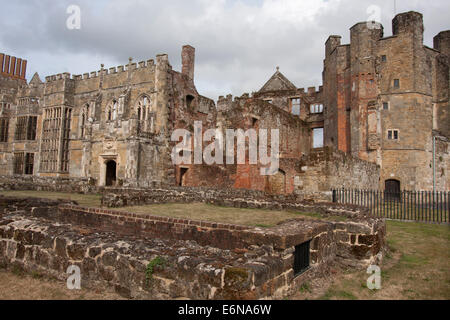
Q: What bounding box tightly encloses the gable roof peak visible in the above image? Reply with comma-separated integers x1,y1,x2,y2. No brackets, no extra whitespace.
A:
258,67,297,93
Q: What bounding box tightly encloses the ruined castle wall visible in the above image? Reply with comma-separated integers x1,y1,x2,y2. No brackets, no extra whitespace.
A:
294,148,380,199
0,196,386,299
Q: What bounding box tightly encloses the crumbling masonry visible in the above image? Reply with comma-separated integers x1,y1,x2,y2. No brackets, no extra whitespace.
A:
0,11,448,194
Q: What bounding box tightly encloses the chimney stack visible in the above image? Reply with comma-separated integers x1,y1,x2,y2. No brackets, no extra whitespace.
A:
182,45,195,81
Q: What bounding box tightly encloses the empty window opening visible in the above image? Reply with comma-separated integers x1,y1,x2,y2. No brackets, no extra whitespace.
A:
313,128,324,148
393,79,400,89
107,100,118,121
80,104,89,138
105,160,117,187
137,95,153,134
179,167,189,186
381,55,387,62
293,241,310,276
27,116,37,140
13,153,24,175
385,179,401,201
383,102,389,110
186,95,195,109
25,153,34,175
291,98,301,115
0,118,9,142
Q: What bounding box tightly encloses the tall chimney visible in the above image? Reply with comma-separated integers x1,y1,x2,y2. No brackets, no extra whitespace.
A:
182,45,195,81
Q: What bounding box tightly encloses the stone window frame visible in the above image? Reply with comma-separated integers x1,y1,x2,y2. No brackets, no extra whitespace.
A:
1,102,11,110
0,117,9,142
393,79,400,89
40,107,72,173
310,104,324,114
136,94,155,134
106,99,118,122
312,127,324,149
387,129,399,141
382,102,390,110
290,97,301,116
263,99,273,104
80,103,90,139
381,55,387,62
14,116,37,141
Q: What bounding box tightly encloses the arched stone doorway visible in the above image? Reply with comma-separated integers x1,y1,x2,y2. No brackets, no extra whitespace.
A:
179,167,189,186
267,169,286,195
105,160,117,187
385,179,401,200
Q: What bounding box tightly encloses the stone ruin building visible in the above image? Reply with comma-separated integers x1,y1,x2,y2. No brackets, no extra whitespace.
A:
0,10,447,301
0,11,448,197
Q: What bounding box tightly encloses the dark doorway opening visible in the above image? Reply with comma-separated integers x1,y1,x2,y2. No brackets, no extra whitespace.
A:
179,167,188,186
385,179,401,200
186,95,195,109
293,241,310,276
106,160,117,187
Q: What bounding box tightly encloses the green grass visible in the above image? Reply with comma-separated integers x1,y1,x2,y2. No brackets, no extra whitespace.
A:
368,201,449,223
306,220,450,300
0,190,336,227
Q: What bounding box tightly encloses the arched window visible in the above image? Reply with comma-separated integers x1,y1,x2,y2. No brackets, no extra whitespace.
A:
136,95,154,133
106,100,118,122
80,104,89,138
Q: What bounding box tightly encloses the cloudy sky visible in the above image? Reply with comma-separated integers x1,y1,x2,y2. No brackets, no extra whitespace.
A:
0,0,448,100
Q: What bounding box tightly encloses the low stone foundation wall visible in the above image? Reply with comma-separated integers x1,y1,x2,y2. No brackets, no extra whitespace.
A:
0,196,386,299
102,187,373,219
0,175,97,193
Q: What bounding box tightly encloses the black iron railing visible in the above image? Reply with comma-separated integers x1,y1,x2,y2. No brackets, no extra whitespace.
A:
332,189,449,224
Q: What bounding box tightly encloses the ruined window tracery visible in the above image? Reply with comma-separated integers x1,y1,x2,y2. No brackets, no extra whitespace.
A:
80,104,89,138
291,98,301,115
136,95,154,134
310,104,324,114
106,100,118,122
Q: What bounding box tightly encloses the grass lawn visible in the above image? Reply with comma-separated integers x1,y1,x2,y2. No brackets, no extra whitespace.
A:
0,268,123,300
111,202,336,227
0,190,342,227
368,201,449,224
292,220,450,300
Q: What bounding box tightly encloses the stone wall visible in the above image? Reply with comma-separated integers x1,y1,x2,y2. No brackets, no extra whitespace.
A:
0,195,386,299
294,148,381,199
0,175,97,193
100,188,386,268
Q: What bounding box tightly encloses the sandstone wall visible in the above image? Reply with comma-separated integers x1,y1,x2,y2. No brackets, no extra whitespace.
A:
0,195,386,299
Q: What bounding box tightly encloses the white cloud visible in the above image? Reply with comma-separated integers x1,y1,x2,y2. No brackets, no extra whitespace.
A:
0,0,448,100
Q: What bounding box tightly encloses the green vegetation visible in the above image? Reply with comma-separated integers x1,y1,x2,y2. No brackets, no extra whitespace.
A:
145,256,166,285
295,220,450,300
